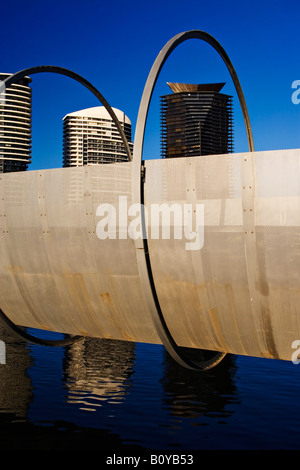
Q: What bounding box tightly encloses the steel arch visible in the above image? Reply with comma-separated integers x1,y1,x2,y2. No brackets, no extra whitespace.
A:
132,30,254,370
2,65,132,162
0,309,83,347
0,65,133,347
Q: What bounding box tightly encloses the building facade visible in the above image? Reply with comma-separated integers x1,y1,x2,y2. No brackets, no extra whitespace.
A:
0,73,32,173
160,82,233,159
63,106,133,167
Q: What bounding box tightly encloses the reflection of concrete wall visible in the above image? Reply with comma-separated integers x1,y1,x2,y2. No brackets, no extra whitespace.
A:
0,326,33,419
63,337,135,411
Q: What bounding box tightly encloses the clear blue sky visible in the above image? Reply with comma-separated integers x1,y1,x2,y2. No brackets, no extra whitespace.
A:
1,0,299,170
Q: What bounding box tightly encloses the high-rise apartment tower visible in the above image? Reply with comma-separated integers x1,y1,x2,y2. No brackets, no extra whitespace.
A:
160,82,233,159
0,73,32,173
63,106,133,167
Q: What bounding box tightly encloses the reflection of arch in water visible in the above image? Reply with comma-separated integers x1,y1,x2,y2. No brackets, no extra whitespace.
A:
63,338,135,411
160,350,239,419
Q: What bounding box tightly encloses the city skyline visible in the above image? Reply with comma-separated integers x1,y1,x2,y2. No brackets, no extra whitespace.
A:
0,76,235,171
0,0,299,172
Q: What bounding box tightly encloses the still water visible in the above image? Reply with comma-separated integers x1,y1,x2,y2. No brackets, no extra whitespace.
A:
0,323,300,451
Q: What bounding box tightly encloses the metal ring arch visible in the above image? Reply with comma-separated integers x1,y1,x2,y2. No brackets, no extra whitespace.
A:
132,30,254,370
0,309,82,347
2,66,132,162
0,65,133,347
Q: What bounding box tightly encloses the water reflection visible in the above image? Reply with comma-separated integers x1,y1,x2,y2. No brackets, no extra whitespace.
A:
0,323,277,450
0,326,33,423
63,337,135,411
161,350,239,420
0,324,239,424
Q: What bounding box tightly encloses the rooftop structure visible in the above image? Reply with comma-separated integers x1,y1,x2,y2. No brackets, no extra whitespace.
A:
63,106,133,167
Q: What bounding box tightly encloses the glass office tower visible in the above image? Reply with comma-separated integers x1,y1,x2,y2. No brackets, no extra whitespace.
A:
160,82,233,159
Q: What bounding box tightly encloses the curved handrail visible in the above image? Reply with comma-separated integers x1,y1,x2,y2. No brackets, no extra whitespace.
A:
132,30,254,370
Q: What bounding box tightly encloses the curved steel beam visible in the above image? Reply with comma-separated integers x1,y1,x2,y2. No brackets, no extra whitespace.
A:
132,30,254,370
0,309,82,346
1,65,131,347
2,65,132,162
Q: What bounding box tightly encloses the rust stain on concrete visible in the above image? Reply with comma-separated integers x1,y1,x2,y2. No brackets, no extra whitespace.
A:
99,292,134,341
